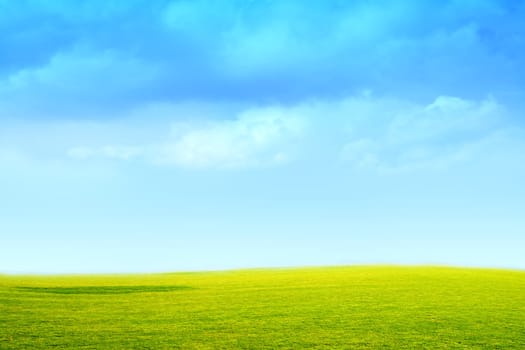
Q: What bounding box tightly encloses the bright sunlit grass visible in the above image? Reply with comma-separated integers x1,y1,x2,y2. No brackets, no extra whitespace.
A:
1,266,524,349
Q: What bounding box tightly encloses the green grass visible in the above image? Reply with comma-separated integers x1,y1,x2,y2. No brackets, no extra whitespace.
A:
1,266,524,349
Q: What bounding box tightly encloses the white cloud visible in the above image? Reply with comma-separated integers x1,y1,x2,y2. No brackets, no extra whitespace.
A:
47,93,520,171
63,104,306,169
156,107,306,168
339,95,508,171
387,96,501,144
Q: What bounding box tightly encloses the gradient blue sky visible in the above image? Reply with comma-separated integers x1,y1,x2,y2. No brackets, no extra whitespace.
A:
1,0,525,273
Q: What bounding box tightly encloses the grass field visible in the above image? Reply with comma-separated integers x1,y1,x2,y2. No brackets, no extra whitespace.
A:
1,266,525,349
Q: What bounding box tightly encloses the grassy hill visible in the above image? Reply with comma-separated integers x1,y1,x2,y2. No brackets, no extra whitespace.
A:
1,266,524,349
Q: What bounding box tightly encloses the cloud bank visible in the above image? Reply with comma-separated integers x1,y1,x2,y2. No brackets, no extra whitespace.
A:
1,0,524,118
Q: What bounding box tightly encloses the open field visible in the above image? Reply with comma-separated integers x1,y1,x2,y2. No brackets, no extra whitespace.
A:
1,266,525,349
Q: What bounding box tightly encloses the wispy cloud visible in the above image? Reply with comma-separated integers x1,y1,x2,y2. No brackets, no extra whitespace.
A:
59,94,517,171
339,95,507,171
156,107,306,168
64,104,307,169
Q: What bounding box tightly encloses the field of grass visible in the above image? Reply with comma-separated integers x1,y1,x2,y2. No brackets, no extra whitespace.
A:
1,266,525,349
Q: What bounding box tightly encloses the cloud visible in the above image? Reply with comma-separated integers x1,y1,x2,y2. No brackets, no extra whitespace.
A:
64,104,307,169
339,95,508,171
157,107,306,168
1,0,524,117
0,48,159,118
58,93,516,171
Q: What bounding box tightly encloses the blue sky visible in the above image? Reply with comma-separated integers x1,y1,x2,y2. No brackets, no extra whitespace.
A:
1,0,525,273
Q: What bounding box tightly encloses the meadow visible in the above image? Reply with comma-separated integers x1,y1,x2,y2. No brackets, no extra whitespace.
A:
1,266,524,349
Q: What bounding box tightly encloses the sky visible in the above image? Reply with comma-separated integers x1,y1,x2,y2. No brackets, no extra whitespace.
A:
1,0,525,273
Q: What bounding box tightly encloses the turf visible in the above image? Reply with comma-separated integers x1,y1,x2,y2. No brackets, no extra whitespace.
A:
1,266,524,349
